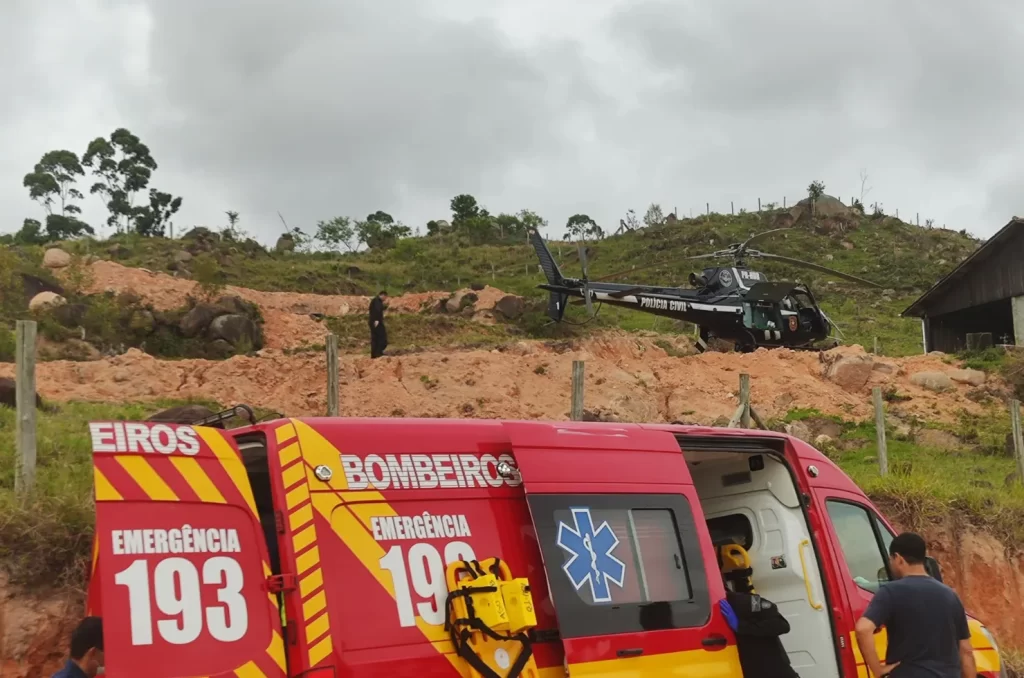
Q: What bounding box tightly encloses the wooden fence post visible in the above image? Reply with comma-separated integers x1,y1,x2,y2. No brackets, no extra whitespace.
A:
739,373,751,428
15,320,37,497
1011,399,1024,484
873,387,888,476
570,360,585,421
873,336,879,355
326,334,339,416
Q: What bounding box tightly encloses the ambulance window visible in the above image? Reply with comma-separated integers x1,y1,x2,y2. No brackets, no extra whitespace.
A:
826,500,891,593
527,493,711,638
707,514,754,551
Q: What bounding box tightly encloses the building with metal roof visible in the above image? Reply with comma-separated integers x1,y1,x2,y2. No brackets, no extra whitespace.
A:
902,218,1024,353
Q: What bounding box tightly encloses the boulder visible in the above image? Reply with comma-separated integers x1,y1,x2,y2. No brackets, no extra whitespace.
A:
214,295,256,317
821,350,875,392
0,377,46,410
128,309,156,335
493,295,526,320
174,250,193,264
28,291,66,311
146,404,224,429
910,371,953,392
51,302,88,328
17,273,65,306
948,368,986,387
179,304,220,338
208,314,262,349
914,428,961,451
42,248,72,269
275,234,296,254
445,291,478,314
814,434,834,448
785,421,813,443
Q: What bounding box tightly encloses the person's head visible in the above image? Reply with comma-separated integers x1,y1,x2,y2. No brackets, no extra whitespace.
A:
69,616,104,676
888,532,928,578
378,290,389,299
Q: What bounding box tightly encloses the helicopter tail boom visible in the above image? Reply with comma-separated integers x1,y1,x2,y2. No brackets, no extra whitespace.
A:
529,229,576,321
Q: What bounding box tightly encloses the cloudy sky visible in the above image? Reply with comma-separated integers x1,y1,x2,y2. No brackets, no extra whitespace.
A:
2,0,1020,245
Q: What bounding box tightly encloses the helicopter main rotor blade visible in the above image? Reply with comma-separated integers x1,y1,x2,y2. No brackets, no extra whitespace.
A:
591,252,724,282
754,252,883,287
738,227,792,253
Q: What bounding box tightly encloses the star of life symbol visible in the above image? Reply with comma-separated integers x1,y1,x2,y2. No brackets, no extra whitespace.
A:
556,507,626,603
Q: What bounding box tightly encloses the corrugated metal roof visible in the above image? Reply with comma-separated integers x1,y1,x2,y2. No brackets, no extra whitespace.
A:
901,218,1024,318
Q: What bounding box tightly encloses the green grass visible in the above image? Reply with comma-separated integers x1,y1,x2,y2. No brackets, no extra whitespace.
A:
35,207,980,357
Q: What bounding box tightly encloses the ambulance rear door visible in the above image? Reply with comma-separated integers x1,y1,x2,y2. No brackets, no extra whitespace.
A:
503,421,743,677
89,420,288,678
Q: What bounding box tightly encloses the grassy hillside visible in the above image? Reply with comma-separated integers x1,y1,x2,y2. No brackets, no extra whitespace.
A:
4,203,981,357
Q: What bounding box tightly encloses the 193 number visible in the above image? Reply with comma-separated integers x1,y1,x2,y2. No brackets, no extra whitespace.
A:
379,541,476,627
114,557,249,645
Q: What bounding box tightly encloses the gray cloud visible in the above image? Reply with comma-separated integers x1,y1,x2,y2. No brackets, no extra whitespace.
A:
3,0,1024,243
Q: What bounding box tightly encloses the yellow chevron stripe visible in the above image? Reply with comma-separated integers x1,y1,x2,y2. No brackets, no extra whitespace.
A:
115,457,178,501
275,422,297,445
279,441,301,467
195,428,259,517
289,504,314,531
93,467,122,501
292,524,316,554
285,482,310,510
306,610,330,645
282,459,306,489
308,635,334,667
170,457,226,503
232,660,267,678
266,630,287,671
90,535,99,577
299,567,324,598
302,590,327,619
296,545,321,575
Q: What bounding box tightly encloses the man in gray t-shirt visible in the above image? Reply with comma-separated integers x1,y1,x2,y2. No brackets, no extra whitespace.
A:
854,532,975,678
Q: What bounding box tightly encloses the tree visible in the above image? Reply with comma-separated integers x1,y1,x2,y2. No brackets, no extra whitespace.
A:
366,210,394,225
13,219,48,245
356,219,411,250
315,216,356,252
643,203,665,228
133,188,183,237
564,214,602,240
450,194,480,225
83,128,178,234
23,150,87,220
807,180,826,217
225,211,240,237
859,169,872,204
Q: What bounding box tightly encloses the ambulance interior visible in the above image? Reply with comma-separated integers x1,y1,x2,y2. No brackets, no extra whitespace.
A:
682,445,841,678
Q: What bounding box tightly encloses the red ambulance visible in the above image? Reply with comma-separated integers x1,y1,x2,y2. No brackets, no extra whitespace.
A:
83,415,1006,677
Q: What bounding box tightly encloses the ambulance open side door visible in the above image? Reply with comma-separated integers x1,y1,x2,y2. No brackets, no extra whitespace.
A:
88,420,288,678
502,421,744,678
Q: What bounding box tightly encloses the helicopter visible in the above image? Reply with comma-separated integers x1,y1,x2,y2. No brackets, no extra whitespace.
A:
528,227,882,352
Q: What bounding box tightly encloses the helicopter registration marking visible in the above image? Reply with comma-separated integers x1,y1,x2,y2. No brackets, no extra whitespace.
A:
639,297,687,312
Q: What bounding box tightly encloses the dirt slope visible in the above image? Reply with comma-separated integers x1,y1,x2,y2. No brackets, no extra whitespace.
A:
0,335,998,424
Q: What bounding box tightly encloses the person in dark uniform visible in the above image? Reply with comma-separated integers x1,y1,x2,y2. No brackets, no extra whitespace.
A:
369,290,389,358
716,542,799,678
51,616,104,677
855,532,974,678
719,588,800,678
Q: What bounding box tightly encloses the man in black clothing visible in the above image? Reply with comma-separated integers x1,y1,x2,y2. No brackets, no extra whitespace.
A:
855,532,975,678
720,589,800,678
369,290,389,358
